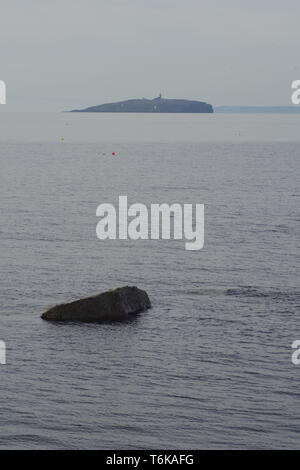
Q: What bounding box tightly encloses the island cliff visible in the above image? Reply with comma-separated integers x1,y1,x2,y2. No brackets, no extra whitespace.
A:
70,95,213,113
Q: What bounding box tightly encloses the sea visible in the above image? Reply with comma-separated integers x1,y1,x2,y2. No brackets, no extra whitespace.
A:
0,112,299,449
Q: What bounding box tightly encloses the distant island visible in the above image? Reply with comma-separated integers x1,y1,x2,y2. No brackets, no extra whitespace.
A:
70,95,213,113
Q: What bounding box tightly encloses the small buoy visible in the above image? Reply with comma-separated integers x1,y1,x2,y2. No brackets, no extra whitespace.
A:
112,152,116,155
60,137,64,142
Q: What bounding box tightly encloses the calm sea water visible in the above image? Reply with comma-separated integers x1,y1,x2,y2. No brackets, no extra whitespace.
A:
0,113,299,449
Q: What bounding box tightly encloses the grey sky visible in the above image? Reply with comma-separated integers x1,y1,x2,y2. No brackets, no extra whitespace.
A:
0,0,299,110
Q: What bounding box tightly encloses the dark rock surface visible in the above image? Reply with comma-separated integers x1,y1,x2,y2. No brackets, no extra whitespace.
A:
70,95,213,113
41,286,151,323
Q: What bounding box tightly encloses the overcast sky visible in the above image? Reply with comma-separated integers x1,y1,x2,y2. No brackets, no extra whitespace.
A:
0,0,299,110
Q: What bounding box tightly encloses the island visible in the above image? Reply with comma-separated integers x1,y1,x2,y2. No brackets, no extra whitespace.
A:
70,94,213,113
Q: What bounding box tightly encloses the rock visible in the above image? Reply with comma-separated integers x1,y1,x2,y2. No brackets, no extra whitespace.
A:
41,286,151,323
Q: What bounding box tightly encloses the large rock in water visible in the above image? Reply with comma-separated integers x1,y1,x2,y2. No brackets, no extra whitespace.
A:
41,286,151,323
